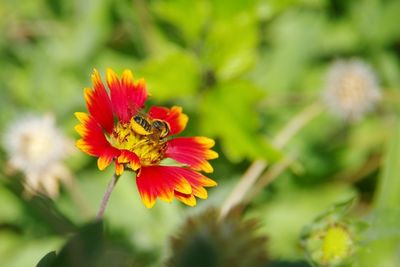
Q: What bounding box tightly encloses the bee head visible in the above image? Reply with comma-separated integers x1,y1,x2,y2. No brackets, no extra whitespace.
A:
152,120,170,138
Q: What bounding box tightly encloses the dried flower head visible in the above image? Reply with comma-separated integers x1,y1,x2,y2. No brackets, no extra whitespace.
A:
167,208,268,267
75,68,218,208
322,59,381,121
3,114,74,198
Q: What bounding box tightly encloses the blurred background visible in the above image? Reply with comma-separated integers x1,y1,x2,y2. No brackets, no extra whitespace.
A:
1,0,400,266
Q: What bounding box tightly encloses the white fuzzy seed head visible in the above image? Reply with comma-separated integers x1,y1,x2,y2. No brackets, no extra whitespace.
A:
322,59,381,121
2,114,73,198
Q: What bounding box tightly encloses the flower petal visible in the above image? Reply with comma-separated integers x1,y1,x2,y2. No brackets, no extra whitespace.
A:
136,166,192,208
149,106,188,135
98,147,120,170
121,70,148,113
174,191,196,207
137,166,216,207
115,162,124,176
74,112,120,170
107,68,129,122
117,150,140,171
171,167,217,199
166,137,218,173
84,69,114,134
107,68,148,123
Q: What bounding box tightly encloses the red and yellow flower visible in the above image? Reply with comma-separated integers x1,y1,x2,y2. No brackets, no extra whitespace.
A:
75,68,218,208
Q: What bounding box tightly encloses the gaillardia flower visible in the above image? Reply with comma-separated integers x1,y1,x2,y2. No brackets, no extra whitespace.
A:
75,68,218,208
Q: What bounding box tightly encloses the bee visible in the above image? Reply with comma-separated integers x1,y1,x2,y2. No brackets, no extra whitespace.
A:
133,115,152,132
151,119,170,138
132,113,170,142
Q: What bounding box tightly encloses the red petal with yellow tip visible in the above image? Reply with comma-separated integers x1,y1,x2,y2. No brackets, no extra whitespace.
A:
121,70,148,114
171,167,217,199
74,112,120,161
136,166,193,208
117,150,140,171
87,69,114,134
166,137,218,173
115,162,124,176
97,147,121,171
106,68,128,122
174,191,196,206
106,68,148,123
148,106,188,135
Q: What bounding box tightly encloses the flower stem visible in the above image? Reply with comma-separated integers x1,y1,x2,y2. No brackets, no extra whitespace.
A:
245,152,297,204
96,173,120,221
219,102,324,219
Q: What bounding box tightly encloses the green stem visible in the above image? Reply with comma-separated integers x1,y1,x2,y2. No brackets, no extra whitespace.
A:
374,120,400,210
219,102,323,218
245,152,297,204
96,173,120,221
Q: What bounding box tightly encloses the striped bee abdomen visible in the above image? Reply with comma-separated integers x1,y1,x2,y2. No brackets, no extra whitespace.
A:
133,115,152,132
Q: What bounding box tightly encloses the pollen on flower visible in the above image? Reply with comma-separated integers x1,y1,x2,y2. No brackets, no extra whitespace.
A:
109,119,167,167
322,59,381,121
3,114,74,198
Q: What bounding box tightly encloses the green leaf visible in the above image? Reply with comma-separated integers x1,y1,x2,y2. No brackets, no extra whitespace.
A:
319,20,360,54
151,0,210,44
202,12,258,81
265,0,328,15
35,222,105,267
51,221,104,267
36,251,57,267
257,10,326,91
36,220,156,267
42,0,112,66
200,80,280,162
137,50,201,101
350,0,400,47
211,0,258,20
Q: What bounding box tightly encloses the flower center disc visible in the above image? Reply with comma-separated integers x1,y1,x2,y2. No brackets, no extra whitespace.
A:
110,118,167,166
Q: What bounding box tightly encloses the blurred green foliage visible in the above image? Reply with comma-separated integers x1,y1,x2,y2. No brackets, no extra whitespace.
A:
0,0,400,266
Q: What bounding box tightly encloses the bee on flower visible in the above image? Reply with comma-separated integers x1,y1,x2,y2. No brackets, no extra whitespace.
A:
2,114,74,198
75,68,218,208
322,59,381,121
